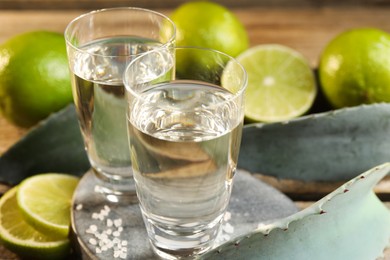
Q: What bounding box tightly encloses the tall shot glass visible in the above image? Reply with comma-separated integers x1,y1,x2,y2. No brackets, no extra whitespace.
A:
124,47,247,259
64,8,175,201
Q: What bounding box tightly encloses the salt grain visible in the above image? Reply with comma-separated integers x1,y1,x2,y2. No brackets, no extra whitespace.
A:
94,185,100,192
85,206,129,257
89,238,97,245
114,218,122,227
224,211,232,221
75,204,83,211
90,225,98,232
86,229,94,234
114,250,121,258
223,223,234,234
107,219,113,227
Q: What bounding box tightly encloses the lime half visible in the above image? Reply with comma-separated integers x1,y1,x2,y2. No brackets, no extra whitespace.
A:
17,173,79,239
233,44,316,122
0,187,70,259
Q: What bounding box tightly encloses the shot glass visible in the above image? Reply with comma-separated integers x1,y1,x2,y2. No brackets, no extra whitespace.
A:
64,7,175,202
124,47,247,259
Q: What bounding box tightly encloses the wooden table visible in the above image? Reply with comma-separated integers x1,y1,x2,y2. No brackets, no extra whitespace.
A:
0,5,390,259
2,6,390,154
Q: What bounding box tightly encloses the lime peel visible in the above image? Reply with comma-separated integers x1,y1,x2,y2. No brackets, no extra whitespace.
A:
319,28,390,108
0,31,72,127
170,1,249,57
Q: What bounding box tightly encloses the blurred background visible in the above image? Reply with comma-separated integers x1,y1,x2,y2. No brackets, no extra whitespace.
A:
1,0,390,9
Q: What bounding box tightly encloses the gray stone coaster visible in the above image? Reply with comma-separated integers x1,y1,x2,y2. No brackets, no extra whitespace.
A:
71,169,298,259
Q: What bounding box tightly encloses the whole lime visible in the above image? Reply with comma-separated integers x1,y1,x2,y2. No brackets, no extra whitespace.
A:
319,28,390,108
0,31,72,127
170,1,249,57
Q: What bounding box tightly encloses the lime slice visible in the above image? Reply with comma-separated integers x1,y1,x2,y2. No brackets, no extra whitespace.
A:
230,44,316,122
17,173,79,238
0,187,70,259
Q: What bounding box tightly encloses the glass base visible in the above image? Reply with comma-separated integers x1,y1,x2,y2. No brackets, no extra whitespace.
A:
142,211,223,259
151,244,211,260
147,221,220,260
71,170,157,259
92,168,138,204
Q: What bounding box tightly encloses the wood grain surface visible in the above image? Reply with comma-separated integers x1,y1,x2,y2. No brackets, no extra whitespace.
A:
1,0,390,10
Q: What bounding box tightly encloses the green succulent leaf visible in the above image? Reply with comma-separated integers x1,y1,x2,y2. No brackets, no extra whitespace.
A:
239,103,390,181
0,105,89,186
203,163,390,260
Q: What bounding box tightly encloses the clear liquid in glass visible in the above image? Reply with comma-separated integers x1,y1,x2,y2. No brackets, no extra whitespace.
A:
69,36,162,195
128,80,243,258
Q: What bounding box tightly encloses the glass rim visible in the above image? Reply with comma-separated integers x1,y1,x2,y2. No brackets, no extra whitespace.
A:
124,46,248,105
64,7,176,57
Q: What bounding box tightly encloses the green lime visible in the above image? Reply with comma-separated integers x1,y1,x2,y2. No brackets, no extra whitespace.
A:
0,187,70,259
319,28,390,108
170,1,249,57
0,31,73,127
174,47,230,82
231,44,316,122
17,173,79,239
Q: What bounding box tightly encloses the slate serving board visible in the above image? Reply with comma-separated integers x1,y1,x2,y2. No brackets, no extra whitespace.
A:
71,169,298,259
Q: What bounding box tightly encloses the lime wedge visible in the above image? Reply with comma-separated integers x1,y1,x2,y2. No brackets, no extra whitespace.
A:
0,187,70,259
17,173,79,238
231,44,316,122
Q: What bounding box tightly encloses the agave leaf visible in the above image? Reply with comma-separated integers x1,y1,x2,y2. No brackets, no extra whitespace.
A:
202,163,390,260
239,103,390,181
0,105,90,186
